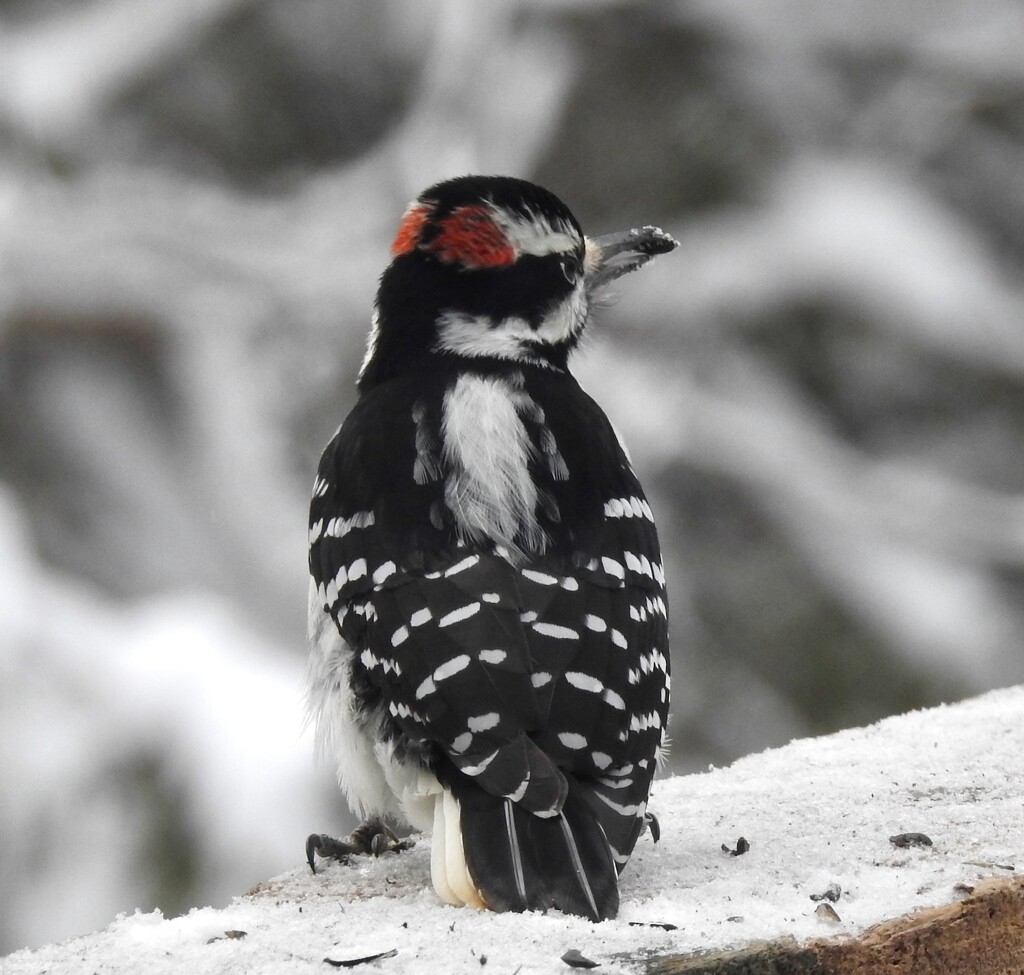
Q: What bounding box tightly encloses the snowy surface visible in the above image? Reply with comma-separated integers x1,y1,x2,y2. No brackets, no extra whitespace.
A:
5,685,1021,974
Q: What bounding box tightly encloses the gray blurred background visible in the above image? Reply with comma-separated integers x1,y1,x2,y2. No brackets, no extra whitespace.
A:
2,0,1023,954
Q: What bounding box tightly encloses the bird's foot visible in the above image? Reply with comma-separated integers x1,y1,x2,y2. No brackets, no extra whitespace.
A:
306,820,413,873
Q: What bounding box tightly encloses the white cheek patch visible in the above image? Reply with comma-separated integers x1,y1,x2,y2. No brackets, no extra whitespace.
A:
435,311,542,363
434,282,588,365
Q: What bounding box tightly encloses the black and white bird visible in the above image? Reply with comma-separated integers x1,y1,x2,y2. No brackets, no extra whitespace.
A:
306,175,675,921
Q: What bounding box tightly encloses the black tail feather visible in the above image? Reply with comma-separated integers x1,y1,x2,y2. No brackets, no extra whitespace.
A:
448,775,619,921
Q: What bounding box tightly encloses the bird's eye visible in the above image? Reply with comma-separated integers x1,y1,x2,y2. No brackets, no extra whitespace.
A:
560,257,580,283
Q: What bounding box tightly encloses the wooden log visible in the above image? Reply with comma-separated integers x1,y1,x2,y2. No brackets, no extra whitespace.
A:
648,875,1024,975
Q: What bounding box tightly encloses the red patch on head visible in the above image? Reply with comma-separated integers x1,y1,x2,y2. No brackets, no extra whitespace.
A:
425,206,516,269
391,203,433,257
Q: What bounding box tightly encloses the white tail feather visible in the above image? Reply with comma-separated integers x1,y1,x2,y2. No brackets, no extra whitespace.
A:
431,791,486,910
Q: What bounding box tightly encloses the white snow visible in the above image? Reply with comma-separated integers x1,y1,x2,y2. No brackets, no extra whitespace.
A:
5,685,1021,975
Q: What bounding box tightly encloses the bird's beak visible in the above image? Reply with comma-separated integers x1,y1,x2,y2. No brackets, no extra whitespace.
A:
584,225,678,293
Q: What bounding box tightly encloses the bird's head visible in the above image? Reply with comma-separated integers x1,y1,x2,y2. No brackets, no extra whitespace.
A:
358,175,677,387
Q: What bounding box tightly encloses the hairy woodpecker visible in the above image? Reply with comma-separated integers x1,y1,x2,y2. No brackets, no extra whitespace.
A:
306,175,675,921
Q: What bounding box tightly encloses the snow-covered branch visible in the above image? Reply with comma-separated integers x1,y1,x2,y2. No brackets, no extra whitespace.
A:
5,687,1021,973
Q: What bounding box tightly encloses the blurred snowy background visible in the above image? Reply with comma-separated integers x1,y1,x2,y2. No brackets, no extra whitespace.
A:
2,0,1024,954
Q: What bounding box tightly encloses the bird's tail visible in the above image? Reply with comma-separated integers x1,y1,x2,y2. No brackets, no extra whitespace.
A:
431,774,619,921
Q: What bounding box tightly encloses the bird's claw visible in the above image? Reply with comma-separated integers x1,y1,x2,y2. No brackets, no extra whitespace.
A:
306,820,412,873
305,833,357,872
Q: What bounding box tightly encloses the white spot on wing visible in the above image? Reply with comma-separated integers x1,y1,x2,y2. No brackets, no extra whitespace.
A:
601,557,625,580
558,732,588,750
505,776,530,803
593,791,643,817
565,671,604,694
439,602,481,627
467,712,500,732
434,655,471,682
451,732,473,753
628,710,662,732
444,555,480,577
533,622,579,640
324,511,374,539
461,750,499,776
603,498,626,518
410,608,433,627
603,688,626,710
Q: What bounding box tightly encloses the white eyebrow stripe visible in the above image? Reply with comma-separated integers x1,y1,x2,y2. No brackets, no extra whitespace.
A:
489,205,580,257
515,230,580,257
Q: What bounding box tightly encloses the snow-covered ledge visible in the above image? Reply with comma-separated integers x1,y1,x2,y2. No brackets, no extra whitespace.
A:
7,687,1022,975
